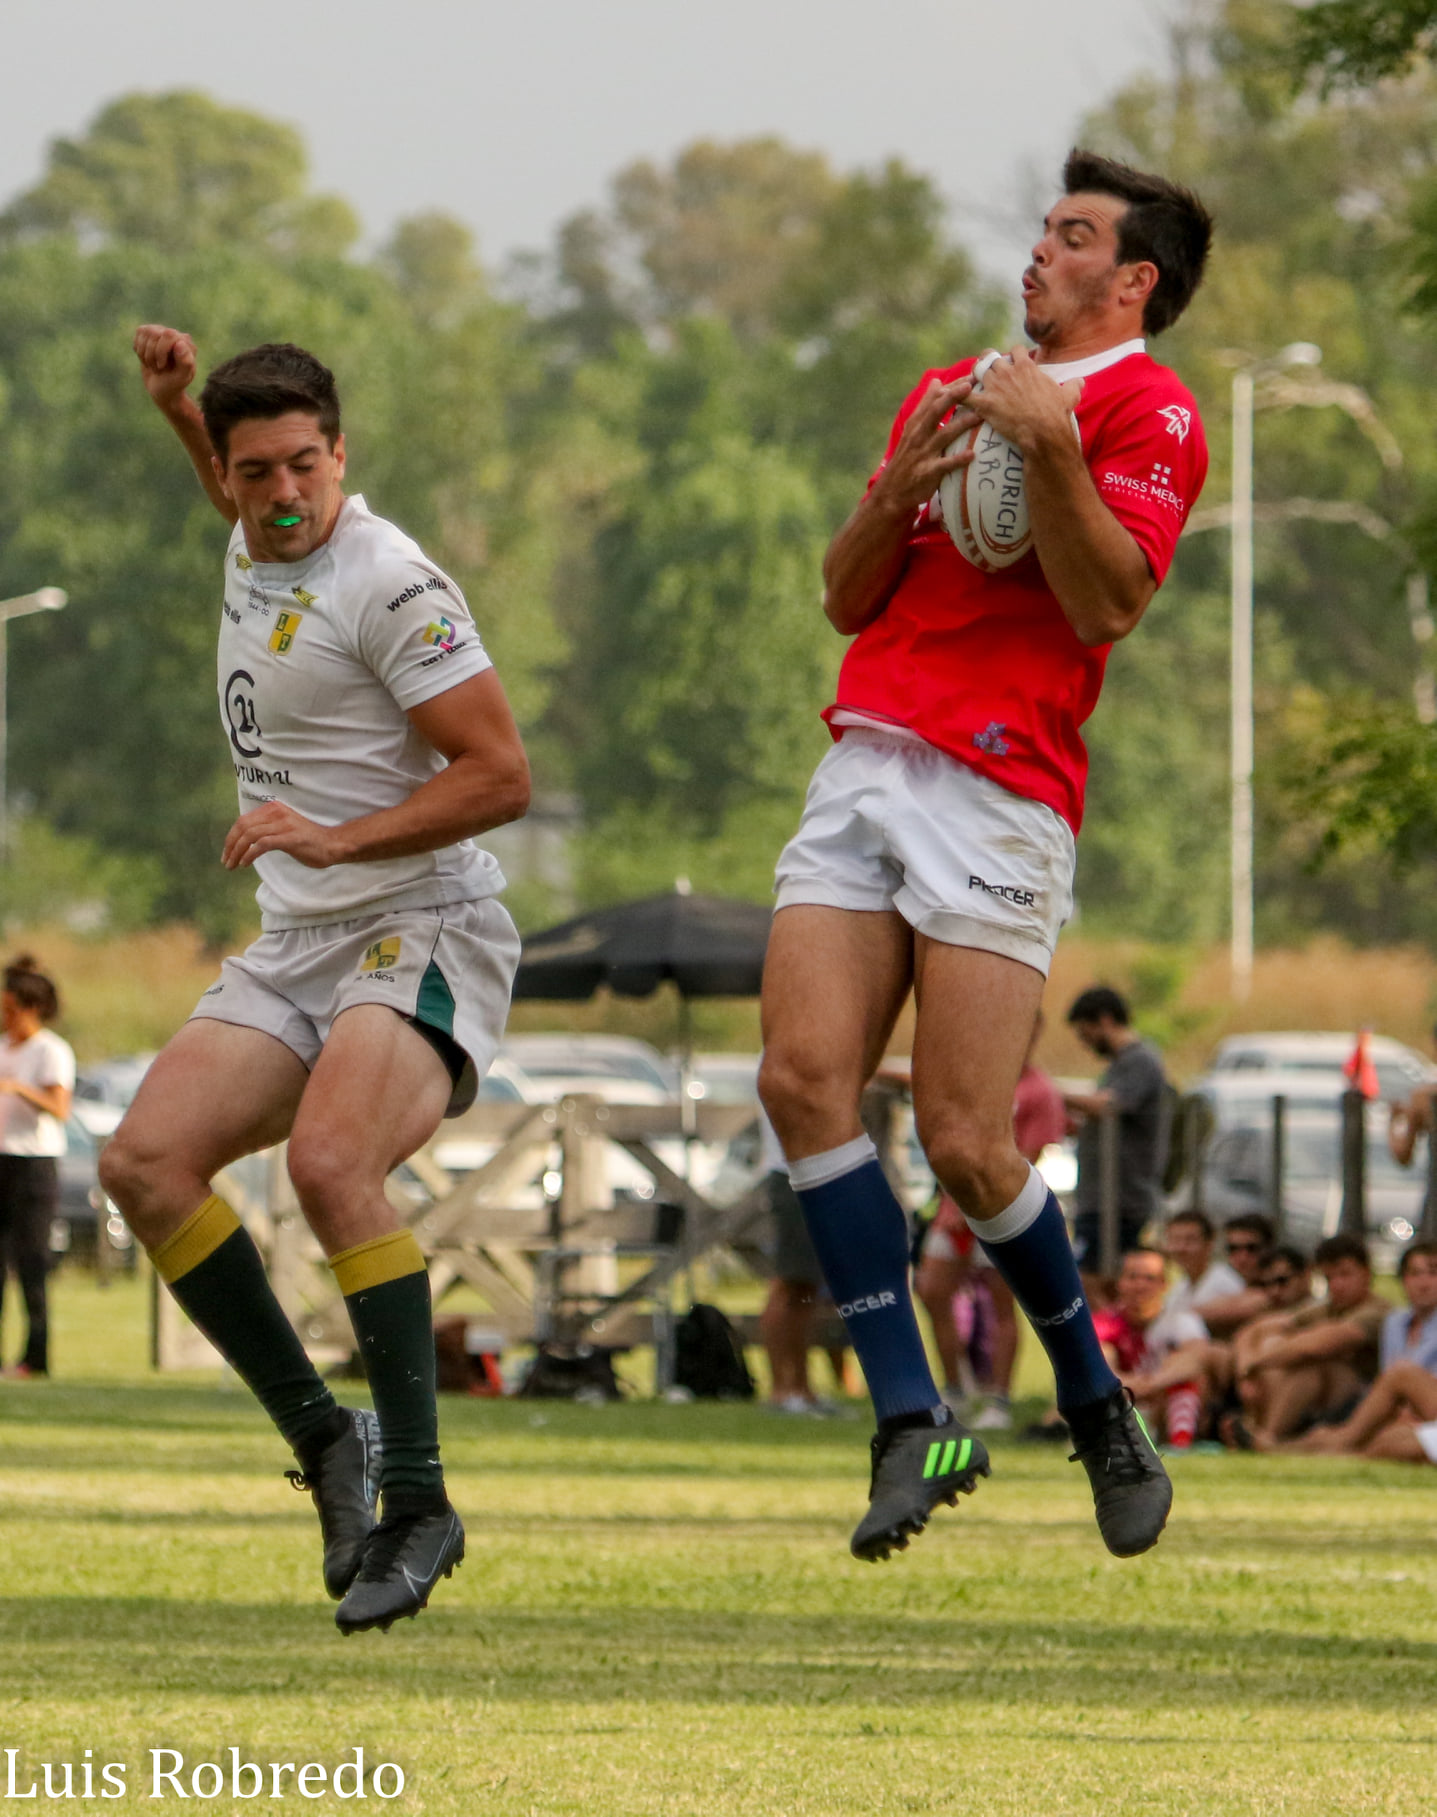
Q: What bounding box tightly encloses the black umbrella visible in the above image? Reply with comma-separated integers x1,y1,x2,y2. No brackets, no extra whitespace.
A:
513,886,771,1003
513,885,772,1123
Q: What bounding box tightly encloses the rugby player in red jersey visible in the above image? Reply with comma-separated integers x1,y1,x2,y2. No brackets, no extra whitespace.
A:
757,150,1212,1561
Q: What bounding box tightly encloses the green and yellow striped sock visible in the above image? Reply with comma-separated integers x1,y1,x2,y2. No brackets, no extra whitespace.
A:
331,1229,444,1506
152,1195,343,1459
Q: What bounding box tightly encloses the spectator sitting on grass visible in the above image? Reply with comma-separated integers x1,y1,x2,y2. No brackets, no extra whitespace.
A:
1224,1235,1388,1450
1272,1241,1437,1458
1182,1215,1277,1339
1164,1210,1244,1321
1204,1244,1314,1412
1093,1248,1211,1450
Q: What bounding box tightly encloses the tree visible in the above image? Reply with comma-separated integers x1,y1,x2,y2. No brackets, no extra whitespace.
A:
0,91,358,258
1287,0,1437,86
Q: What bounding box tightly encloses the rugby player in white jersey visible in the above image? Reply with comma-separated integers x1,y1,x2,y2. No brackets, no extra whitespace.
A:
104,330,530,1633
757,151,1212,1561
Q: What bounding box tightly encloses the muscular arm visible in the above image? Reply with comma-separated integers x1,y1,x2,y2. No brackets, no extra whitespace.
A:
1192,1286,1270,1338
971,349,1155,646
1245,1318,1369,1375
132,325,238,526
1129,1339,1208,1396
822,377,977,636
221,669,530,871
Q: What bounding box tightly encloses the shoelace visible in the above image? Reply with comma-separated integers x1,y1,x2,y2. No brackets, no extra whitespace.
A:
353,1511,428,1583
284,1468,314,1493
1068,1396,1150,1482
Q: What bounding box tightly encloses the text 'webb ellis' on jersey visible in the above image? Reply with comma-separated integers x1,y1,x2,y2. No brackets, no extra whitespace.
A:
216,495,505,930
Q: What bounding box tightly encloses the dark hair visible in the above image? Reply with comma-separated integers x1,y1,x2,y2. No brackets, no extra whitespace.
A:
1260,1245,1310,1275
1120,1246,1168,1269
1167,1209,1214,1241
1062,149,1213,335
1067,985,1129,1026
200,343,341,463
1314,1233,1370,1271
2,955,59,1023
1224,1213,1276,1247
1398,1240,1437,1279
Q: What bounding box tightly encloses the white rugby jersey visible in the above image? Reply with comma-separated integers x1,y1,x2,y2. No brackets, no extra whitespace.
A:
217,495,504,928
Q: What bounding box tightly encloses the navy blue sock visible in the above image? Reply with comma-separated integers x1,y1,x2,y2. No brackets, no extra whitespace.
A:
790,1136,943,1424
969,1167,1119,1415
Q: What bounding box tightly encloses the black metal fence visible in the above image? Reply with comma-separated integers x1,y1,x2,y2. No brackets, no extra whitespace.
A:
1088,1090,1437,1277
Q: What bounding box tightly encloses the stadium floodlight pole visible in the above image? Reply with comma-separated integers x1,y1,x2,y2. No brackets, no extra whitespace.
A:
0,588,68,863
1228,343,1322,1004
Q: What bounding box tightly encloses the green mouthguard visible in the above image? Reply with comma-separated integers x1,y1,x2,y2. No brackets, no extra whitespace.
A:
274,515,302,527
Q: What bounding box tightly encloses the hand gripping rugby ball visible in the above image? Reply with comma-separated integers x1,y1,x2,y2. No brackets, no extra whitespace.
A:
938,351,1080,572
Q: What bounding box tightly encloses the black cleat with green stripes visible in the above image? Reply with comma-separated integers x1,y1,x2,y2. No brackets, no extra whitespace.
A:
850,1420,991,1562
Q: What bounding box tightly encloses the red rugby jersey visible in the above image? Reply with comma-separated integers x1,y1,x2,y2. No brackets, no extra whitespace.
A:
823,349,1208,832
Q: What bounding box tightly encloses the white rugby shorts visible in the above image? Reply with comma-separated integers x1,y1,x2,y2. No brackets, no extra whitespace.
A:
773,729,1075,974
190,898,520,1116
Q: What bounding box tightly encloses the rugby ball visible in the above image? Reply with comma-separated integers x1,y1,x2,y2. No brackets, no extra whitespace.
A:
938,351,1080,572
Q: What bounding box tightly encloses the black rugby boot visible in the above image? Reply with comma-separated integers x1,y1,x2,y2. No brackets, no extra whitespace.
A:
850,1419,990,1562
285,1407,382,1600
335,1499,465,1635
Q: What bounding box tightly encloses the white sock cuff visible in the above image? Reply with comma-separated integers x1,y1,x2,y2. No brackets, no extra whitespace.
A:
964,1163,1048,1246
788,1135,879,1191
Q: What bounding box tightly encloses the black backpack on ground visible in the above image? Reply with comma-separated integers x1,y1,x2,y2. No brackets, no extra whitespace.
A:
672,1303,755,1400
517,1343,625,1401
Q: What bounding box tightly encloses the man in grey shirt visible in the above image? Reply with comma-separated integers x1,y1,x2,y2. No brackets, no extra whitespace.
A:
1063,987,1169,1279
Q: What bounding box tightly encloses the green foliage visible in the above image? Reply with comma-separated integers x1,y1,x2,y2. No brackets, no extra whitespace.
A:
1287,0,1437,88
0,814,162,933
1292,692,1437,865
0,90,359,257
1076,582,1232,943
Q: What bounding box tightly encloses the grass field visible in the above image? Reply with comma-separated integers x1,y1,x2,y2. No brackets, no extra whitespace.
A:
0,1276,1431,1815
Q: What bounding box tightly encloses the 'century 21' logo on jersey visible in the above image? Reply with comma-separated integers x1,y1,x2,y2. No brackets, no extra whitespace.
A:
224,670,263,758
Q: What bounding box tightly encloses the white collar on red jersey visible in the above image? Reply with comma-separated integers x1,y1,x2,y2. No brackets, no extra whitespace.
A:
1037,337,1147,383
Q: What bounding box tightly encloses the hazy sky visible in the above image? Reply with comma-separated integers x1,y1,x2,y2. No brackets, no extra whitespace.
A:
5,0,1175,281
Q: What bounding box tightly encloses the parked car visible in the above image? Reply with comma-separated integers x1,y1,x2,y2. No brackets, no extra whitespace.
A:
72,1053,156,1138
49,1114,133,1268
1179,1072,1423,1271
493,1034,676,1103
1206,1031,1435,1105
682,1052,760,1106
434,1035,688,1211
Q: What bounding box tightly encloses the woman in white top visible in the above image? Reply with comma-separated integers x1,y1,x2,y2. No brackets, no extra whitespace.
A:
0,957,75,1376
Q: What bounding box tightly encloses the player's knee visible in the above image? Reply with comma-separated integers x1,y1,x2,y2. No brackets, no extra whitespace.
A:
97,1127,158,1216
758,1048,843,1140
286,1132,360,1220
922,1115,1010,1209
